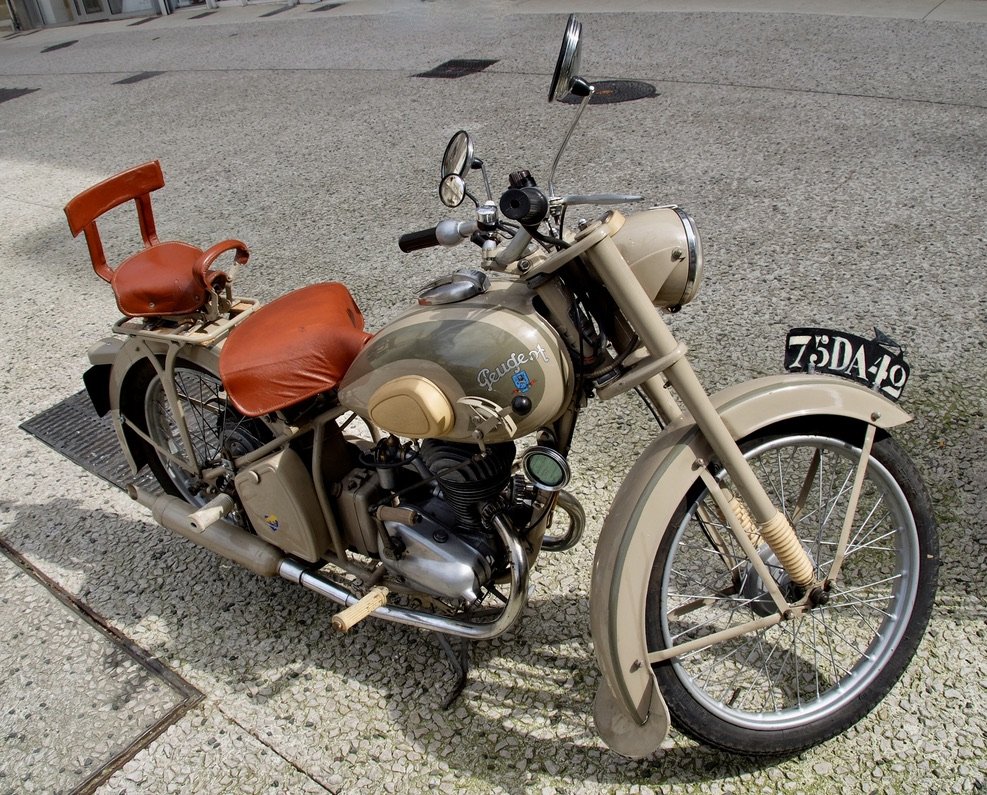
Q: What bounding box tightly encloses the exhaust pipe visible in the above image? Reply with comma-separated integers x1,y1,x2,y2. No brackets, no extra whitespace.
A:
542,489,586,552
278,512,531,640
129,485,531,639
128,484,284,577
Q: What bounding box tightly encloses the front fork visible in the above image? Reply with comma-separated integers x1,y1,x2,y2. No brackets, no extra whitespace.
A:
585,231,821,601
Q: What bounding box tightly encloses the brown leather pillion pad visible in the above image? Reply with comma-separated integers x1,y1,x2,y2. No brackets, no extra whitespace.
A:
220,282,372,417
112,241,208,317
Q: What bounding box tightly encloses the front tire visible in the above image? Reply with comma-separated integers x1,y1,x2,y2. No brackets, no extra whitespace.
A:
645,419,938,755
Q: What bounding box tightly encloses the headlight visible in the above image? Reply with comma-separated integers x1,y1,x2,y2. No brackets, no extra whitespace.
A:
612,206,704,309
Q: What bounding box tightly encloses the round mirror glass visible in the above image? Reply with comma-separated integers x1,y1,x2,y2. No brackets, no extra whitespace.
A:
441,130,474,179
439,174,466,208
548,14,582,102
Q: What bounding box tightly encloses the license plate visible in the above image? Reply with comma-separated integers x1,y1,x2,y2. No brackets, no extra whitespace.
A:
784,327,910,401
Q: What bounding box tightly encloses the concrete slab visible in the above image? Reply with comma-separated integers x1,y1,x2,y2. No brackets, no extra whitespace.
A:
0,549,198,793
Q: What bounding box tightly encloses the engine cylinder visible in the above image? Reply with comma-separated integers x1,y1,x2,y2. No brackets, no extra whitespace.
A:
420,440,515,531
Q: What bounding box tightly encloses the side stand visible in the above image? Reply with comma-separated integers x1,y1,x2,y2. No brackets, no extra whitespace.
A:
433,632,471,709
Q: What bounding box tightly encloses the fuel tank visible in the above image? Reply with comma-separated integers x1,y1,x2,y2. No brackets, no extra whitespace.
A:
338,276,573,443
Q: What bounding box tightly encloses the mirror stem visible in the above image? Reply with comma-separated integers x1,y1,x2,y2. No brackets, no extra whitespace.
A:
474,159,494,201
548,82,595,201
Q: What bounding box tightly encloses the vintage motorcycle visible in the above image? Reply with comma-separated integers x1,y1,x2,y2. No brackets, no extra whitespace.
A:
66,16,937,758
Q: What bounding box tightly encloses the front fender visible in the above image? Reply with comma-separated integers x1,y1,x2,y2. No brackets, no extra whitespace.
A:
589,373,910,757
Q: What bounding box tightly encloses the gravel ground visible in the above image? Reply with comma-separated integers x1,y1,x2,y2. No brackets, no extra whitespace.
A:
0,2,984,792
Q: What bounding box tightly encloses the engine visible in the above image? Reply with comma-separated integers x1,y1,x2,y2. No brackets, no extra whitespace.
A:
354,437,520,603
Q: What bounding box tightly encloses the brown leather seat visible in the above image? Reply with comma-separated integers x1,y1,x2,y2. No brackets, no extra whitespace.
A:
64,160,248,318
220,282,372,417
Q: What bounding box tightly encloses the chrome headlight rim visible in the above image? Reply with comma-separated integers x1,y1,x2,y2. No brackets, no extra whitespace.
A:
670,206,704,306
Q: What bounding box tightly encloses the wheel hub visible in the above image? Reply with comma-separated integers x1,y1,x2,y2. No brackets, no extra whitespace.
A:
739,541,815,617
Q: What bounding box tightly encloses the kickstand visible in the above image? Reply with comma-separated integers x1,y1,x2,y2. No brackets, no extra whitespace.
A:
433,632,471,709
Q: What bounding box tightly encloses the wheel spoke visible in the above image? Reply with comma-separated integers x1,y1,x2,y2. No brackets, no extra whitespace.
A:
144,364,268,512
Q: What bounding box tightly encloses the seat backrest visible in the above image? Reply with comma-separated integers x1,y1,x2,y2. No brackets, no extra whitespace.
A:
64,160,165,283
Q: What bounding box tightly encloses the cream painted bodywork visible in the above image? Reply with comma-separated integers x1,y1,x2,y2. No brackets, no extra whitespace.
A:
589,373,910,758
611,207,701,308
338,278,574,443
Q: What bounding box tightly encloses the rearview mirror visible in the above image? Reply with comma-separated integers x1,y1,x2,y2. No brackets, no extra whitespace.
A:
439,174,466,208
441,130,474,178
548,14,583,102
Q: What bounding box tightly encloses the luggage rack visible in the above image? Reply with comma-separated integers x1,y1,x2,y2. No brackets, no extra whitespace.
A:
111,298,261,346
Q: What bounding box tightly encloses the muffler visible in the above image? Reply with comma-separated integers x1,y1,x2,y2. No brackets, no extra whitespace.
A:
128,484,284,577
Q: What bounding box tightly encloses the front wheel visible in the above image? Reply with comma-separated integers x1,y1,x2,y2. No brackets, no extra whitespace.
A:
645,419,938,755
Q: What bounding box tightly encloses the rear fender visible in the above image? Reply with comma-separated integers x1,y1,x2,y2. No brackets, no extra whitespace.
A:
589,373,911,757
84,337,123,417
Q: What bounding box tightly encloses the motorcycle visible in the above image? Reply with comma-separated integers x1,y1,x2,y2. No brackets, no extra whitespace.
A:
65,15,937,758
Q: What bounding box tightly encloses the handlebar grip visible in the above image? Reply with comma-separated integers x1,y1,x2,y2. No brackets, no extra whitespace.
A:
399,227,440,253
500,186,549,226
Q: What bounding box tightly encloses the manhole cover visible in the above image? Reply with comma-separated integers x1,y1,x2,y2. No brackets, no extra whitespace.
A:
0,88,38,104
416,59,498,79
40,40,77,53
0,543,202,794
561,79,657,104
114,71,164,85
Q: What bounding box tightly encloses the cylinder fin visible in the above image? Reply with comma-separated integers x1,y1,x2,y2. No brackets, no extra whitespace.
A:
420,440,515,531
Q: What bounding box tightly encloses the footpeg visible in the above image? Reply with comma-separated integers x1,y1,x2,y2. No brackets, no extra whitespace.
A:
331,586,389,632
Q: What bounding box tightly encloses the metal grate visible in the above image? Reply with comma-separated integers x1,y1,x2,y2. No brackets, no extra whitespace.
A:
127,15,158,26
40,40,77,52
188,10,215,19
114,71,165,85
416,59,498,79
260,4,291,16
20,390,157,493
308,2,342,10
0,88,38,104
561,79,658,105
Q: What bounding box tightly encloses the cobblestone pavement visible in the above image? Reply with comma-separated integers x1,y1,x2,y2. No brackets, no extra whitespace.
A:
1,2,985,792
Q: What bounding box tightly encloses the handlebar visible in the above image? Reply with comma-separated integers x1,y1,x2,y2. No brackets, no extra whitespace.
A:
500,186,550,226
398,190,644,256
398,227,440,253
398,219,478,253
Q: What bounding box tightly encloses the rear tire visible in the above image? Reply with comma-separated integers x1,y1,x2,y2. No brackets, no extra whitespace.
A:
645,418,938,755
126,359,271,512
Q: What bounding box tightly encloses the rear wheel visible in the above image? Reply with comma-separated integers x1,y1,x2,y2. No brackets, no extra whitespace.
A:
129,359,271,513
645,419,938,755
